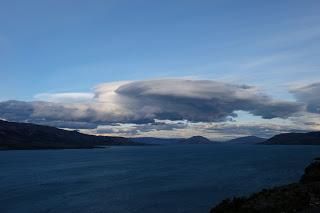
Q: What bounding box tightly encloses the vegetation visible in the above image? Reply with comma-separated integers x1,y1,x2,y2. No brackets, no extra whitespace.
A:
211,159,320,213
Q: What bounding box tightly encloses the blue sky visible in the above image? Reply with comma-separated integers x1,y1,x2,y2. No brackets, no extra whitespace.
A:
0,0,320,139
1,0,319,100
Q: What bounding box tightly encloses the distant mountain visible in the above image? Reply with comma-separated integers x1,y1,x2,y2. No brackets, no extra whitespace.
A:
132,136,216,145
226,136,266,144
0,120,142,150
264,131,320,145
180,136,214,144
131,137,182,145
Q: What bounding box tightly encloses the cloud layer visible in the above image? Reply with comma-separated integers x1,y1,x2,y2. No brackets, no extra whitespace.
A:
0,79,304,129
114,79,302,121
291,82,320,114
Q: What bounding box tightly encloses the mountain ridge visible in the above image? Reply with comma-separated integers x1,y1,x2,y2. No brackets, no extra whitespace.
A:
264,131,320,145
132,136,216,145
0,120,142,150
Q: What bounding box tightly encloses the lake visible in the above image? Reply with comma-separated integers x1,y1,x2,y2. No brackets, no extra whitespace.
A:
1,144,320,213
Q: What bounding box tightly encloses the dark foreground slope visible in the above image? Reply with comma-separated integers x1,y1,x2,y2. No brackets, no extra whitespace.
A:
210,159,320,213
264,131,320,145
0,120,141,150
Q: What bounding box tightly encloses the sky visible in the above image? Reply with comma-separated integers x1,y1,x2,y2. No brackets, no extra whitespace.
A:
0,0,320,140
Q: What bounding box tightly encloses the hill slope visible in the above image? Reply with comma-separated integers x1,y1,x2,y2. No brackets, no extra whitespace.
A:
0,120,141,150
211,159,320,213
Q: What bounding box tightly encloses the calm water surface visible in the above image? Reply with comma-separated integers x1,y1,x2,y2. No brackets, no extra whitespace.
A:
1,144,320,213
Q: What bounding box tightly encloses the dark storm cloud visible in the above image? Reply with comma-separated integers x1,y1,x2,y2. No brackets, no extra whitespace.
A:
0,100,98,129
291,82,320,114
0,100,34,121
35,121,99,129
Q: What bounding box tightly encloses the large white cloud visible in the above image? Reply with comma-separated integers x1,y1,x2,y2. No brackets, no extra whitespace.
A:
0,79,304,129
114,79,303,121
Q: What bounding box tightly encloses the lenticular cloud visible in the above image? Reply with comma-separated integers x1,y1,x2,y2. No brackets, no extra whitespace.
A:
0,79,303,128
